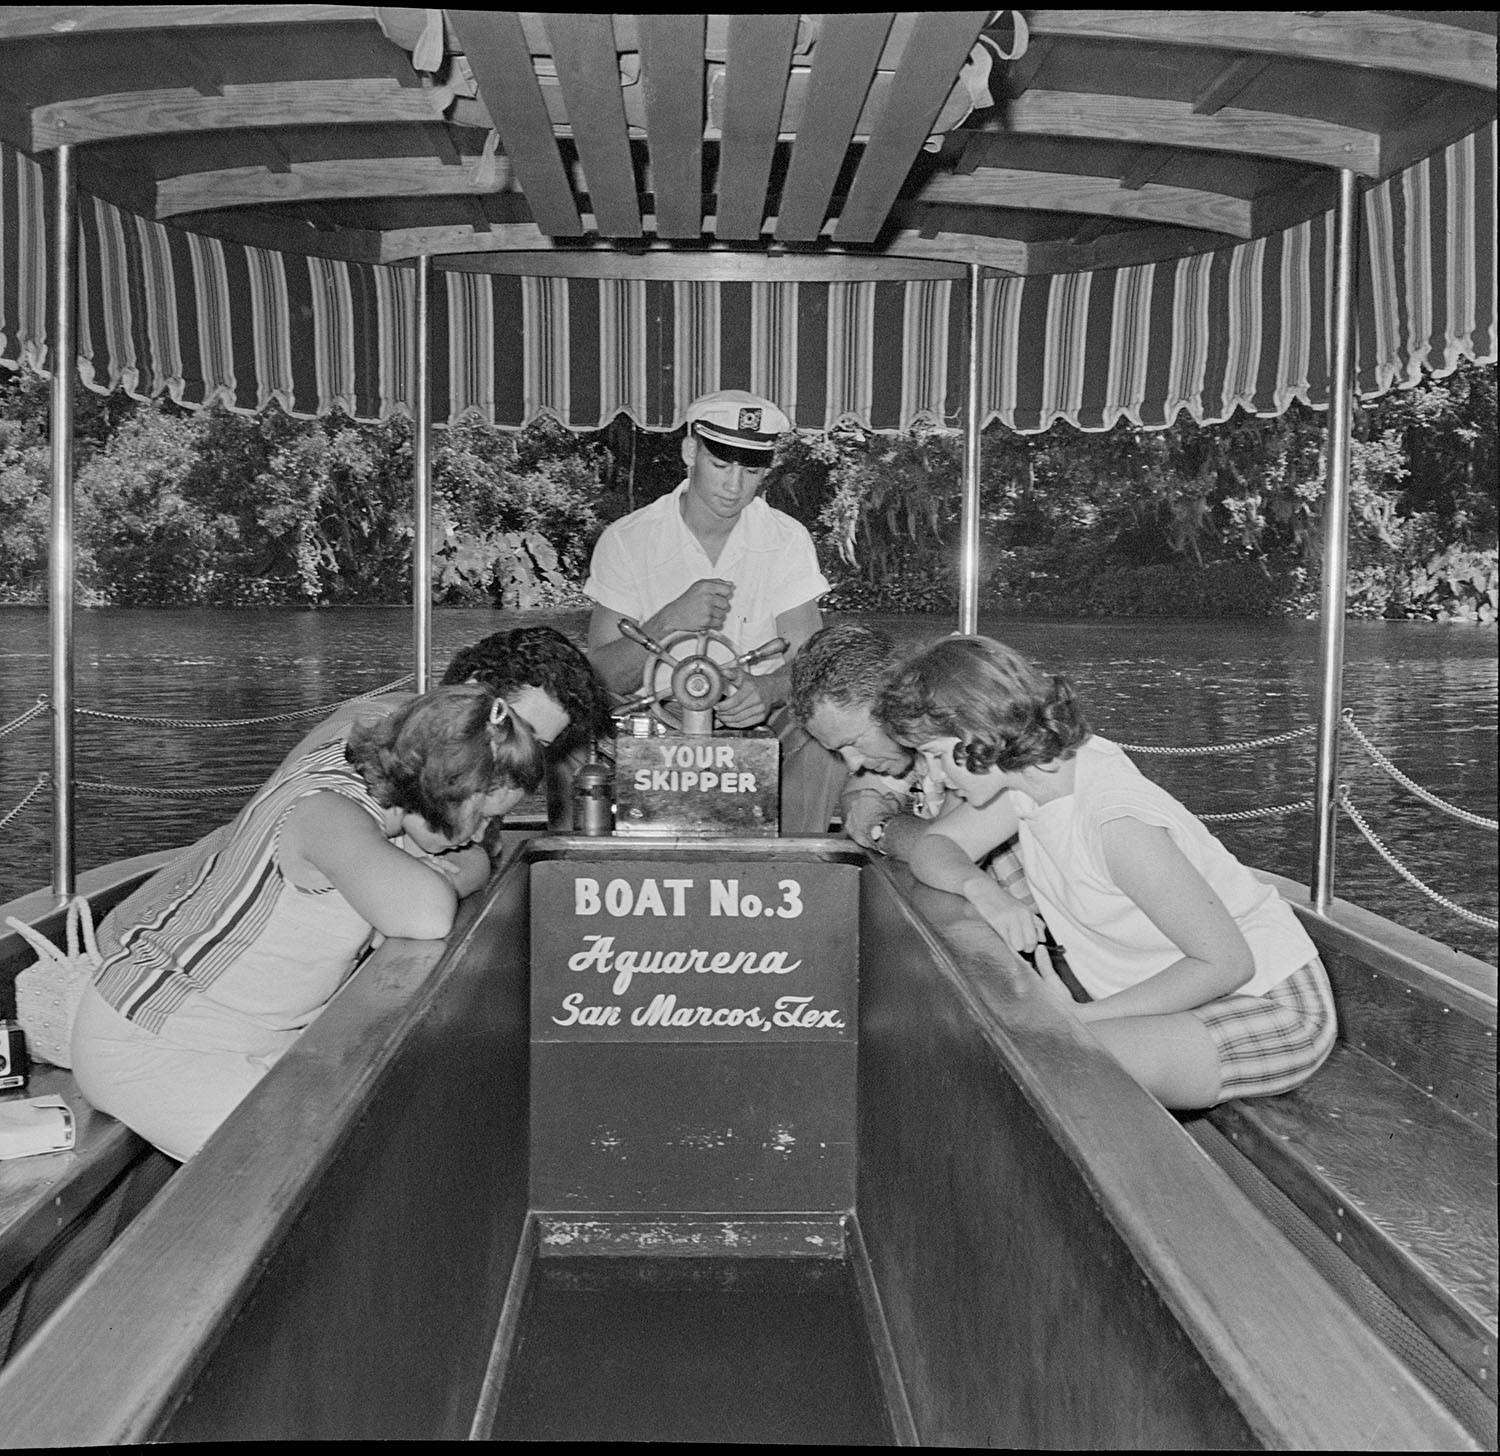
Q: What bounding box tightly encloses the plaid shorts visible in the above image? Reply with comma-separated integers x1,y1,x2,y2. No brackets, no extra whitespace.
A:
1190,956,1338,1101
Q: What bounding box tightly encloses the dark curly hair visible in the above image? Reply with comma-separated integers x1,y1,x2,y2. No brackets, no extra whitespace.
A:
346,684,545,838
788,622,898,725
878,636,1090,774
441,626,613,752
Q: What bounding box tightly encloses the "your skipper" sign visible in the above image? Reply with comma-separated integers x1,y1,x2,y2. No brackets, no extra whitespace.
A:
613,732,780,836
530,859,857,1043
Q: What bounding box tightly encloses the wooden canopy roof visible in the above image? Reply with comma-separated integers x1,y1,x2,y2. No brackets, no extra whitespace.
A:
0,8,1494,281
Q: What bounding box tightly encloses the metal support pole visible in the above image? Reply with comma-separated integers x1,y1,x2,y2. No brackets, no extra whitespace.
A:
413,254,432,693
959,262,982,634
48,144,76,901
1312,169,1360,912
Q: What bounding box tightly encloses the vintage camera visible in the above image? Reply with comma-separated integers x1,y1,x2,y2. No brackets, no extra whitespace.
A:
0,1019,30,1092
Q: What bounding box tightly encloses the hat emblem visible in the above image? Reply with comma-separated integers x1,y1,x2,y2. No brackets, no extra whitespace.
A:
738,407,762,432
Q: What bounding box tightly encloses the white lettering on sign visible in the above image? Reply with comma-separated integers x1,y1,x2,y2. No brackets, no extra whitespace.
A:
709,878,804,918
551,992,622,1027
664,744,737,769
772,995,846,1030
630,994,767,1029
566,934,801,996
633,768,757,794
573,877,694,916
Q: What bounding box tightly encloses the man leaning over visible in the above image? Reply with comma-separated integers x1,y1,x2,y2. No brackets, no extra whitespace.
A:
789,621,1038,942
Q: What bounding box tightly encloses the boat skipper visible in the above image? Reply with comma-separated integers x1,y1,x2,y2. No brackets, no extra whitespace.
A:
583,389,846,834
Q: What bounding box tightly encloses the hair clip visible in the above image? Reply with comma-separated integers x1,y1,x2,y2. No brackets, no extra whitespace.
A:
489,696,510,727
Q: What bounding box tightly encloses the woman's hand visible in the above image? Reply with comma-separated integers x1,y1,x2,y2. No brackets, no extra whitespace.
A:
963,875,1046,954
840,786,903,851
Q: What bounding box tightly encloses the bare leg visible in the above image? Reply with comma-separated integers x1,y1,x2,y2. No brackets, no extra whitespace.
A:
1085,1012,1224,1110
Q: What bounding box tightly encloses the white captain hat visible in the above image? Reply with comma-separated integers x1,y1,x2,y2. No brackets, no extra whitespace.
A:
685,389,791,452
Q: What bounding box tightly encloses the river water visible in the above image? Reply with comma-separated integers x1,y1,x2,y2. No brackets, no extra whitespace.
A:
1,607,1495,963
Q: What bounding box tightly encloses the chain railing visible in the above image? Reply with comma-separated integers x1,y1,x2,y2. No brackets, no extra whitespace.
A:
0,677,415,827
3,693,1494,933
1119,713,1496,931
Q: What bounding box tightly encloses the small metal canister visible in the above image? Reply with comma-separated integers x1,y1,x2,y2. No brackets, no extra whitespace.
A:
572,760,615,836
0,1019,30,1092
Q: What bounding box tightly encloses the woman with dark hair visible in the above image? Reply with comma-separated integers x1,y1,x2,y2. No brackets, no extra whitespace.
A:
880,636,1336,1111
71,685,544,1160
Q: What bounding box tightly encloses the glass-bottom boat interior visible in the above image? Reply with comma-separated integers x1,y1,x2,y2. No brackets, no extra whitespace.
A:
0,835,1489,1450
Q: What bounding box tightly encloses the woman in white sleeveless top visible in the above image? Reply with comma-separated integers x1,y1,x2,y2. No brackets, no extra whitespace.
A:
880,637,1336,1111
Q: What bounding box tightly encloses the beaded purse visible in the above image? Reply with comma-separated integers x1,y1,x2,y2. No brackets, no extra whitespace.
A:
4,897,101,1070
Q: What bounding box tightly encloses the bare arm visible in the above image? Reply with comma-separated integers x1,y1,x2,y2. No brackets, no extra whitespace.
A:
282,792,466,940
905,797,1044,952
587,582,735,694
716,598,823,728
1073,818,1255,1023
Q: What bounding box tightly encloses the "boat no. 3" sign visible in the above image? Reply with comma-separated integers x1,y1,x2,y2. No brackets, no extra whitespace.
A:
530,859,858,1043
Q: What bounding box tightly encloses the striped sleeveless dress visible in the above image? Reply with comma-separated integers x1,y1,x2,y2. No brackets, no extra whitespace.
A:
92,733,387,1053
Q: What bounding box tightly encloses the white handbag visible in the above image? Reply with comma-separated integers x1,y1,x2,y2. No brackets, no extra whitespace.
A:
4,896,102,1070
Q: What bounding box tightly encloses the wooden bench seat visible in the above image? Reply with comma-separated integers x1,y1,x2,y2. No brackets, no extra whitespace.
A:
1185,879,1497,1445
0,854,180,1366
1202,1047,1495,1376
0,1069,175,1365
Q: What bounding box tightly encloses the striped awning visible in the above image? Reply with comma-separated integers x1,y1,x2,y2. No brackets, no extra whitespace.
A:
1,123,1493,435
983,122,1497,433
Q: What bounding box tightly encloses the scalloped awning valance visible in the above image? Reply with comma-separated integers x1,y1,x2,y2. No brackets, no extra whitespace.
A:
1,124,1492,435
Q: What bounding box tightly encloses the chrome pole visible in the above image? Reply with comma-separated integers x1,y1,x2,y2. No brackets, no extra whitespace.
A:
1312,169,1360,912
413,254,432,693
959,261,982,634
48,143,76,901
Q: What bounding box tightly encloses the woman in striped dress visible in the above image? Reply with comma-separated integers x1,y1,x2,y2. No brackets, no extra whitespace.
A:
71,684,544,1161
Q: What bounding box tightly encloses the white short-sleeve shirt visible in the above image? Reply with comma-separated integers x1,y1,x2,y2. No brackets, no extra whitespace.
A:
1014,735,1316,1000
584,480,830,672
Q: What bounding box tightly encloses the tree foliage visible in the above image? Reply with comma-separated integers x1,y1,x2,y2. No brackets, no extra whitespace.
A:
0,358,1493,620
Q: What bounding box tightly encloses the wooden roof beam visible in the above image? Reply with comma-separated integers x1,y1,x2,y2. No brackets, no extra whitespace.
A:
712,13,798,241
28,78,446,150
919,167,1254,238
144,35,223,96
1006,91,1383,177
833,10,989,244
545,13,641,239
0,6,370,40
637,13,704,240
431,244,967,283
774,12,893,243
446,10,580,237
1027,11,1497,92
155,155,521,220
1191,57,1268,116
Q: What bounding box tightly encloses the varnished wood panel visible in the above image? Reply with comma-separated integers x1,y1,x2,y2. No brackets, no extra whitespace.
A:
545,13,641,239
833,10,988,245
157,154,517,218
1029,10,1498,91
1322,944,1497,1136
0,864,531,1444
854,859,1476,1449
0,5,367,40
1210,1043,1497,1399
1008,89,1382,176
29,78,444,150
713,14,798,241
774,13,893,243
919,166,1255,237
448,9,580,236
637,13,703,240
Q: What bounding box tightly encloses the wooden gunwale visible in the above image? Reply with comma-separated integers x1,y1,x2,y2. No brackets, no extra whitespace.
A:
0,838,1481,1447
